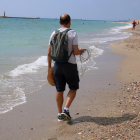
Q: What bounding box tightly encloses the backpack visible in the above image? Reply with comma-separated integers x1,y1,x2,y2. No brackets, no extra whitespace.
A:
50,29,73,63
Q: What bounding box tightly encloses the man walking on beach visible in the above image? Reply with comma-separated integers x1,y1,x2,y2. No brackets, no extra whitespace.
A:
47,14,85,121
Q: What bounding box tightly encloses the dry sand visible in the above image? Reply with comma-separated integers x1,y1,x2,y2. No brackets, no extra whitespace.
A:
0,25,140,140
110,25,140,82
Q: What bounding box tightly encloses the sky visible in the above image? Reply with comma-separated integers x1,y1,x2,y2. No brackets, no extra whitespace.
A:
0,0,140,20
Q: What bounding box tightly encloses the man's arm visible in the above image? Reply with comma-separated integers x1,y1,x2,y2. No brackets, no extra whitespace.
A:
73,45,85,55
47,45,52,72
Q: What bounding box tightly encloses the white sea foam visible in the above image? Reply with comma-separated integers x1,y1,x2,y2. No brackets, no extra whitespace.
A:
91,35,130,43
0,87,26,114
110,23,132,34
89,45,104,57
9,56,48,77
0,55,48,114
93,24,131,44
80,24,132,44
79,40,107,44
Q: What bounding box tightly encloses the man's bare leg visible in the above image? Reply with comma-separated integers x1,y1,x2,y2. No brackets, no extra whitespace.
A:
65,90,76,108
56,91,64,113
60,90,76,120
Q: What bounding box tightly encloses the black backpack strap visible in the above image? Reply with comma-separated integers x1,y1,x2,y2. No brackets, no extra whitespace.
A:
62,28,72,34
66,28,71,33
65,29,73,61
68,50,73,61
55,28,73,61
55,28,71,34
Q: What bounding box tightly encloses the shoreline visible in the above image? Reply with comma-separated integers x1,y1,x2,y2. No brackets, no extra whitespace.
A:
0,24,140,139
110,25,140,83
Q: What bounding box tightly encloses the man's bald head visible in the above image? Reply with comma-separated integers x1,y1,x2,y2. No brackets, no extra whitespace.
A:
60,14,71,25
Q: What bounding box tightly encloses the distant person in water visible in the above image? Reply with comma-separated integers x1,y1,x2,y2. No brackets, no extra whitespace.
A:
132,20,137,30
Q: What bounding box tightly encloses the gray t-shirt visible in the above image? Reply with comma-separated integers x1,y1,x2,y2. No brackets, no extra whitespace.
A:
49,27,78,64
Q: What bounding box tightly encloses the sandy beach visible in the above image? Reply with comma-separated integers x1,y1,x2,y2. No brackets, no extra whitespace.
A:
0,24,140,140
44,24,140,139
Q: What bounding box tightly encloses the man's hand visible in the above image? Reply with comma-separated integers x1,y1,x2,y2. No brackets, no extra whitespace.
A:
73,45,86,55
80,48,86,54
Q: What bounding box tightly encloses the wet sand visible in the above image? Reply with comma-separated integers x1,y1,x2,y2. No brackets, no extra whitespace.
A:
0,51,122,140
0,25,140,140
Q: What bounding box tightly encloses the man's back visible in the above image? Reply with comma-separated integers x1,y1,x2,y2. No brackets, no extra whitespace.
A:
49,27,78,64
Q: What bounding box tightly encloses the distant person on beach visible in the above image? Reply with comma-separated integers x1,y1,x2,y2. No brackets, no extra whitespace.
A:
137,21,139,25
47,14,85,121
132,20,137,30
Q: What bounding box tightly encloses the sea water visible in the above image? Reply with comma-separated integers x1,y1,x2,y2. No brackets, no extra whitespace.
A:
0,18,132,114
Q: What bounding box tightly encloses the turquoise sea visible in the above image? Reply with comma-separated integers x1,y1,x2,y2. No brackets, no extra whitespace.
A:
0,18,132,114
